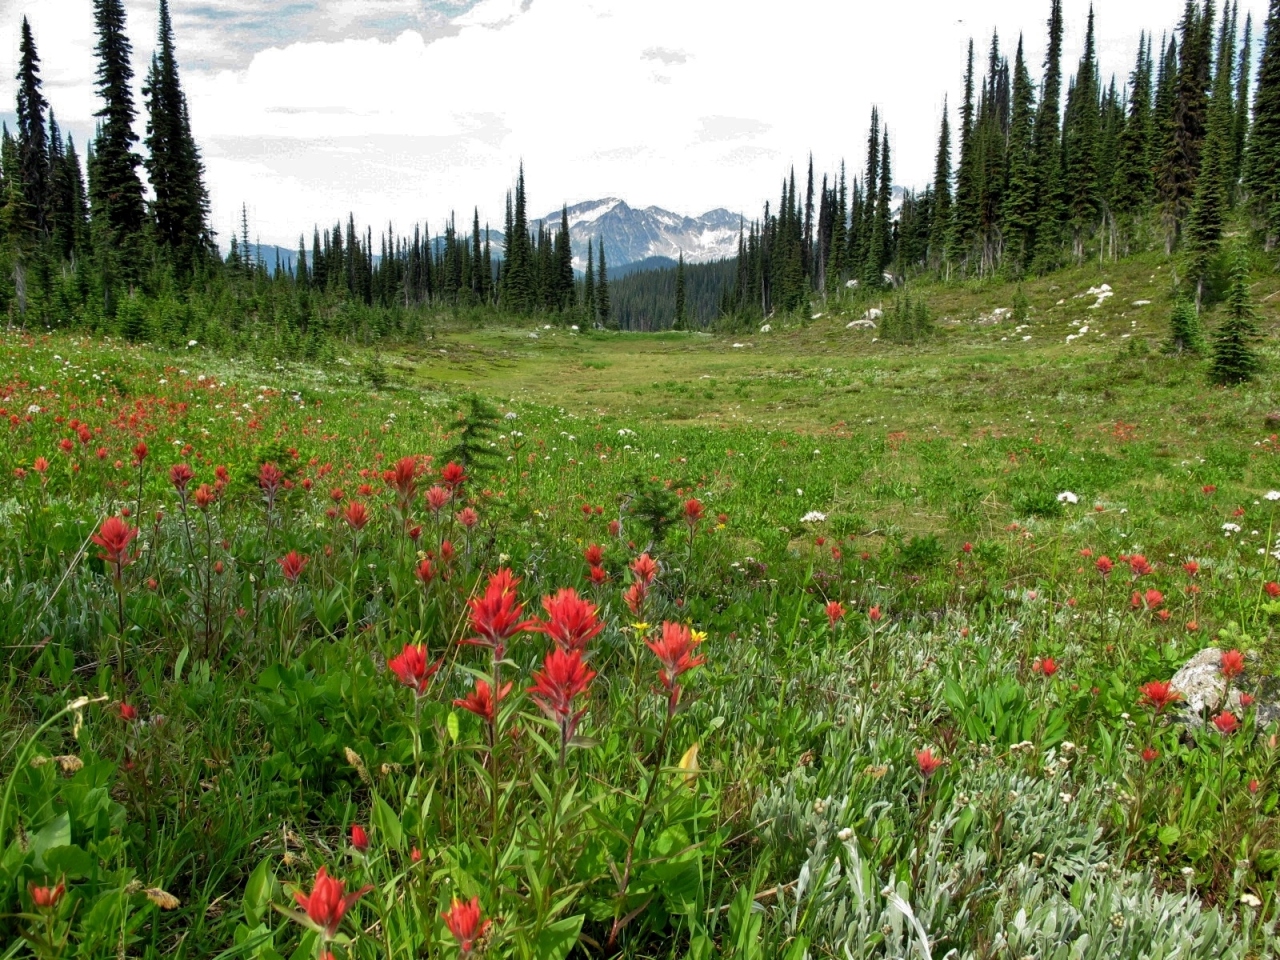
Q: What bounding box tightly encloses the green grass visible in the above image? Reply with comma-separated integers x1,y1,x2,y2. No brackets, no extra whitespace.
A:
1,251,1280,958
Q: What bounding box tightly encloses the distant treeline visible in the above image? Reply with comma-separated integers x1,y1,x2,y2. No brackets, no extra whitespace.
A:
1,0,1277,350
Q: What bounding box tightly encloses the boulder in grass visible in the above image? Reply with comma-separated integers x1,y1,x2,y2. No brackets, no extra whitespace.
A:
1168,647,1280,731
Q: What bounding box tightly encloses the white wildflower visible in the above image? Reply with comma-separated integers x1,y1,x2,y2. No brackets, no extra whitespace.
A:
1267,491,1280,501
801,511,828,524
1057,491,1079,505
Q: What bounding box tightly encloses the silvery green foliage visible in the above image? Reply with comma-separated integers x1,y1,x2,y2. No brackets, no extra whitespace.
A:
756,762,1273,958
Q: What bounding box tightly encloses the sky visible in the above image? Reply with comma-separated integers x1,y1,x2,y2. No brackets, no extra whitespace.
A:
0,0,1269,249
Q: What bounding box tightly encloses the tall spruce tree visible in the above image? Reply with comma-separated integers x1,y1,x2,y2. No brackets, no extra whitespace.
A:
144,0,211,274
15,17,49,238
1186,2,1237,299
1063,7,1101,262
927,102,953,272
1159,1,1215,249
596,236,612,329
949,41,979,269
1246,0,1280,247
1003,39,1038,273
583,241,596,323
90,0,147,270
1231,11,1252,190
1031,0,1066,272
1113,34,1156,236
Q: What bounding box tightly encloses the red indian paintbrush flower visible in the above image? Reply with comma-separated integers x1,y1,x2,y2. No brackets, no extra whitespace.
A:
415,558,435,585
1138,680,1182,713
915,748,943,778
1033,657,1059,677
169,462,194,493
1212,711,1240,734
647,622,706,714
278,551,309,582
1141,747,1159,763
33,456,49,474
441,896,491,955
343,501,370,531
388,643,441,696
440,461,468,490
684,498,704,527
1221,649,1246,680
132,441,148,465
825,600,847,628
350,824,369,853
1184,561,1200,576
631,553,659,585
425,485,450,514
29,881,65,910
92,516,138,574
458,507,479,529
291,866,372,941
388,455,418,504
1096,556,1113,576
193,483,215,510
535,588,604,652
1128,554,1153,577
588,565,608,587
868,605,882,623
528,648,596,743
1267,581,1280,599
462,569,536,655
259,462,284,499
583,544,604,567
453,679,511,723
622,580,647,615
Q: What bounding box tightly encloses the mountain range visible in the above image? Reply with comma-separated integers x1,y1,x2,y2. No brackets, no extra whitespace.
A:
533,199,743,271
241,199,750,276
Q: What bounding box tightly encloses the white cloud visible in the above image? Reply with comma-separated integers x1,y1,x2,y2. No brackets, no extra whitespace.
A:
0,0,1271,248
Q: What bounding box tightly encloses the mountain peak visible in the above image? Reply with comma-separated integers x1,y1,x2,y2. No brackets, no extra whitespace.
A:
536,198,744,271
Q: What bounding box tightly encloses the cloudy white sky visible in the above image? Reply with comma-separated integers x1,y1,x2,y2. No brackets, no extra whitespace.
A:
0,0,1268,248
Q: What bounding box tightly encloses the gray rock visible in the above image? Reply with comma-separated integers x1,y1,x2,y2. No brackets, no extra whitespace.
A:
1169,647,1229,715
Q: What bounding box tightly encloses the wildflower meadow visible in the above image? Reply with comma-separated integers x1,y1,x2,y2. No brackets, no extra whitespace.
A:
2,301,1280,959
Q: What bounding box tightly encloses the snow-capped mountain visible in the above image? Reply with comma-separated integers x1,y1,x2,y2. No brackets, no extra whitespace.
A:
534,199,743,272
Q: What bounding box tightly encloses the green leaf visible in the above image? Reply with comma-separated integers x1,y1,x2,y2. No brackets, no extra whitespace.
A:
43,844,94,878
174,644,189,683
243,858,276,927
531,915,583,960
371,792,404,851
31,813,71,871
447,711,460,744
1158,824,1181,847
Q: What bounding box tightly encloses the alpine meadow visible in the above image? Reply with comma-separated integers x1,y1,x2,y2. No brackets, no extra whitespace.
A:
10,1,1280,958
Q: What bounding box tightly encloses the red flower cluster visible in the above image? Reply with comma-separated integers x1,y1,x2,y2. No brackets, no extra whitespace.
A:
291,867,372,940
388,643,442,696
278,551,309,582
441,896,491,955
647,622,706,716
915,748,943,778
454,679,511,723
30,881,65,910
170,462,194,493
1138,680,1181,713
825,600,847,628
535,588,604,653
463,569,536,657
528,648,596,745
1095,556,1114,576
343,501,370,531
92,516,139,574
1220,649,1246,679
1032,657,1059,678
1131,588,1164,611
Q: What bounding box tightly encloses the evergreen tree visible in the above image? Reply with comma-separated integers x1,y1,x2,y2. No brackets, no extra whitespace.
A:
1003,40,1038,272
927,104,953,273
596,236,612,329
1231,11,1252,191
1159,1,1215,249
1247,0,1280,247
673,251,687,330
856,109,881,282
90,0,147,271
829,163,848,288
556,205,574,311
1209,245,1262,382
1113,33,1156,235
144,0,211,274
1186,2,1237,299
949,42,979,268
583,241,596,324
15,17,49,237
1031,0,1066,271
1167,298,1205,352
1063,7,1101,262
